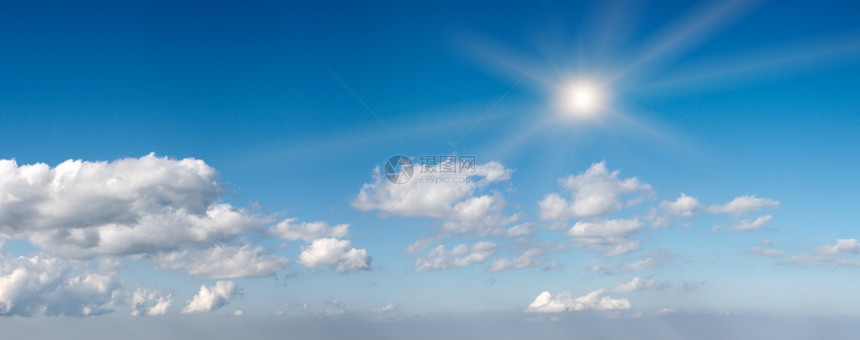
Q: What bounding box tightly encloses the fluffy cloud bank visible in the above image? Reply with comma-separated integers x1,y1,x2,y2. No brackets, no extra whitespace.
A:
414,241,496,271
182,281,238,314
0,254,120,317
130,287,172,317
526,289,630,313
268,218,350,241
786,239,860,266
0,154,263,258
299,238,371,274
352,161,519,235
539,162,653,221
567,218,644,256
154,244,289,279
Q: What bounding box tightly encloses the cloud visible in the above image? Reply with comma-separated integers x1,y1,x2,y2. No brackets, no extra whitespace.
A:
589,251,673,275
730,215,773,231
267,218,349,241
538,162,653,221
181,281,238,314
0,154,264,258
786,239,860,267
567,219,644,256
0,254,120,317
488,248,541,272
298,238,371,274
750,246,785,257
154,244,289,279
403,239,435,255
708,195,779,215
372,302,396,315
414,241,496,271
818,239,860,255
130,287,172,317
505,223,536,237
660,193,702,217
750,238,785,257
614,277,659,292
526,289,631,313
352,161,519,235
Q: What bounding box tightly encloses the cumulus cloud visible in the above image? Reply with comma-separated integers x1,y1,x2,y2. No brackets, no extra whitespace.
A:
352,161,519,235
567,219,644,256
0,154,264,258
414,241,496,271
708,195,779,215
615,277,661,292
181,281,238,314
505,223,536,237
298,238,370,274
488,248,542,272
130,287,172,317
526,289,631,313
660,193,702,217
154,244,289,279
786,239,860,266
0,254,120,317
818,239,860,255
730,215,773,231
267,218,349,241
538,162,653,221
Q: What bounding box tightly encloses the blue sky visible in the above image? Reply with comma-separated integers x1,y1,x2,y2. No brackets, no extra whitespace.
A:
1,0,860,337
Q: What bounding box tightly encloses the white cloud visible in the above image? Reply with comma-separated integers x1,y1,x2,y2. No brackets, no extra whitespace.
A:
130,287,172,317
818,239,860,255
526,289,631,313
589,251,673,275
660,193,702,217
657,308,677,314
0,254,120,316
267,218,349,241
505,223,535,237
730,215,773,231
0,154,264,258
567,219,644,256
538,162,653,221
372,302,396,315
615,277,658,292
181,281,238,314
298,238,370,274
786,239,860,267
750,238,785,257
154,244,289,279
352,161,519,235
414,241,496,271
233,309,244,316
403,239,435,255
708,195,779,215
488,248,541,272
750,246,785,257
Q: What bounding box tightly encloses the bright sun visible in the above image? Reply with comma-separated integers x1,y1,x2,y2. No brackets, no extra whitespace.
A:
560,81,607,118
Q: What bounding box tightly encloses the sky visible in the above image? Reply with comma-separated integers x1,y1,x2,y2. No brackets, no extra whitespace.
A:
1,0,860,338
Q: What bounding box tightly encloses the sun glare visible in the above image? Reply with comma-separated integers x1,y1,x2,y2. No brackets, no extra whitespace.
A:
559,81,608,118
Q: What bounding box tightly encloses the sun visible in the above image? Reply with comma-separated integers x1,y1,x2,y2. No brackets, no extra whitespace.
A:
559,80,608,118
